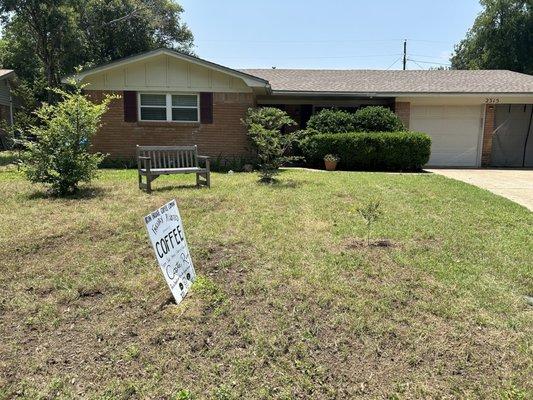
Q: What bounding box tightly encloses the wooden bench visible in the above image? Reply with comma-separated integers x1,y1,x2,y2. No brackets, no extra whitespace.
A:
137,145,210,193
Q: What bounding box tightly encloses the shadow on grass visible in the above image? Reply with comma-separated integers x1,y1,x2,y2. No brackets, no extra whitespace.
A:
257,178,305,189
148,184,208,193
0,151,20,167
26,186,107,201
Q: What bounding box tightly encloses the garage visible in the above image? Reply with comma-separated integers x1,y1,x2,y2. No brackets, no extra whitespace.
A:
491,104,533,167
410,105,483,167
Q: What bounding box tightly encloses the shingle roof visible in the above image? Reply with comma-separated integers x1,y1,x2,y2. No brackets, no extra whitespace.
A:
0,69,14,79
240,69,533,94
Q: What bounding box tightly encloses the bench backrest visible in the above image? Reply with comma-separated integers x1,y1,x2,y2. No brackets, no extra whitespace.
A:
137,145,198,169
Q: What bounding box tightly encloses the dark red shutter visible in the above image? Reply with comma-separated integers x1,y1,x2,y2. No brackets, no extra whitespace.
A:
200,92,213,124
123,91,137,122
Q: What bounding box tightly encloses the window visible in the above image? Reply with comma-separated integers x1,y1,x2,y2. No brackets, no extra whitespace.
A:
139,93,199,122
172,95,198,122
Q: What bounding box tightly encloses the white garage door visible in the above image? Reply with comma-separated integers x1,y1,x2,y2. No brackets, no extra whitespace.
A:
410,105,483,167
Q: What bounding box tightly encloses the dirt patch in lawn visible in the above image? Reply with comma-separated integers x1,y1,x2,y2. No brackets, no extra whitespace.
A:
343,237,398,249
1,171,531,399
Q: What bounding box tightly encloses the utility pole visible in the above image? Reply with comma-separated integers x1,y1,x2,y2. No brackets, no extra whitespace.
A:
403,39,407,70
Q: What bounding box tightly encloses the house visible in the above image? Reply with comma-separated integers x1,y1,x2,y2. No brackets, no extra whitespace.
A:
66,48,533,168
0,69,16,150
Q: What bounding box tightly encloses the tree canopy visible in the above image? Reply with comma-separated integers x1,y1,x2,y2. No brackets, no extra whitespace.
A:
451,0,532,74
0,0,194,104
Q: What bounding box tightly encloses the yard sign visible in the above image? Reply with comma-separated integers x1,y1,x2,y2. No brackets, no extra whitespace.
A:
144,199,196,304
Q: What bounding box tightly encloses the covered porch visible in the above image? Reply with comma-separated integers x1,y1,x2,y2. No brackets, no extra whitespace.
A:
256,93,398,129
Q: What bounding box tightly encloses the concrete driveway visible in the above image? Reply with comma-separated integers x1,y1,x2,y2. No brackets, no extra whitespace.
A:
426,169,533,211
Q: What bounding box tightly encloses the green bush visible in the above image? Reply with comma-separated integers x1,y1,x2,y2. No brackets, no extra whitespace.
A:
242,107,304,182
22,78,116,195
301,131,431,171
354,106,405,132
307,109,357,133
306,106,405,134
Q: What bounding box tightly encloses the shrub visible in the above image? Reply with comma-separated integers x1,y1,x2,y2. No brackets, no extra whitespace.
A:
22,78,117,195
357,199,382,246
353,106,405,132
306,106,405,134
242,107,304,183
301,131,431,171
307,109,357,133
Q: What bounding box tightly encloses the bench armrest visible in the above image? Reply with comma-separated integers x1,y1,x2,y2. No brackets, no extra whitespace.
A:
138,156,152,172
197,155,210,170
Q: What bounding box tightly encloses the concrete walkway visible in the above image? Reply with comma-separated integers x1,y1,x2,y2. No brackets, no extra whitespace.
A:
426,169,533,211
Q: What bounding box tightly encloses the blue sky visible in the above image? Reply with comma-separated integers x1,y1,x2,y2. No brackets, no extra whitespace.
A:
179,0,482,70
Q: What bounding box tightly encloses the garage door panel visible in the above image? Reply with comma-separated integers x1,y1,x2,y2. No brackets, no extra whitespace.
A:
410,105,482,167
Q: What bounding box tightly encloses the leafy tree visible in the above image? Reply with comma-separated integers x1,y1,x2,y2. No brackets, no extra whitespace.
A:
451,0,532,74
242,107,304,183
0,0,84,100
0,0,194,104
81,0,194,66
22,78,117,195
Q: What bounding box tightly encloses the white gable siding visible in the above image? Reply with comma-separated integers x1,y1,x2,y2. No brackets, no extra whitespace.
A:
83,54,252,93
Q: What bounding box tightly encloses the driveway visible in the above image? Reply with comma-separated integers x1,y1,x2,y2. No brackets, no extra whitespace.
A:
426,169,533,211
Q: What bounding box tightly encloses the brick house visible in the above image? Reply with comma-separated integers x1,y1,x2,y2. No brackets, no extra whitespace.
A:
67,48,533,167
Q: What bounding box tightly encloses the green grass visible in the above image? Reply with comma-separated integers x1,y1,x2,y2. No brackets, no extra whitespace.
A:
0,150,20,167
0,167,531,399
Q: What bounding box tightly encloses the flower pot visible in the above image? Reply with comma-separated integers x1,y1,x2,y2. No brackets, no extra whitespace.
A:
324,160,337,171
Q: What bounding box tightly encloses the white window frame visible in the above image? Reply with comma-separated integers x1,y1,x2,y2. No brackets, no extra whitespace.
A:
138,92,200,123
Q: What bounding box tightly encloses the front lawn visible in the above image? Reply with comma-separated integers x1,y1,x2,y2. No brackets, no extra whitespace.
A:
0,168,531,399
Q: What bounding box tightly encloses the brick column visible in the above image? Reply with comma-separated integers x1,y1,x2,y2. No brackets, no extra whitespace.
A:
394,102,410,130
481,104,495,167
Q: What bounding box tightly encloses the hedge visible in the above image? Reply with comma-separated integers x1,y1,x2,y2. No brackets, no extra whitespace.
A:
307,106,405,133
301,131,431,171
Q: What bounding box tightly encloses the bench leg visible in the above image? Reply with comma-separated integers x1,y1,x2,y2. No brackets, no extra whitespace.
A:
196,171,211,188
146,175,152,194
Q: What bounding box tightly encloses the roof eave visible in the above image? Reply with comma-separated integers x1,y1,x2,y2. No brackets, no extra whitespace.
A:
0,70,16,81
269,90,533,97
61,48,270,88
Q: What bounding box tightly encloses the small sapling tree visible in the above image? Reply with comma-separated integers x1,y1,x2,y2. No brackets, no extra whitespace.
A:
242,107,304,183
22,78,117,195
357,199,383,246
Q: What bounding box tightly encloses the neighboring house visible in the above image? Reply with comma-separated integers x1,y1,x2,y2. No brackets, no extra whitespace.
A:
66,48,533,167
0,69,15,150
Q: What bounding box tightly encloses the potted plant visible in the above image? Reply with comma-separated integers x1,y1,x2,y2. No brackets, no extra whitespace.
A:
324,154,339,171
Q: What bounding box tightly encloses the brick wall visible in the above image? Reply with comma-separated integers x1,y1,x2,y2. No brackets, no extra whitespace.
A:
481,104,495,167
86,90,256,161
394,101,410,129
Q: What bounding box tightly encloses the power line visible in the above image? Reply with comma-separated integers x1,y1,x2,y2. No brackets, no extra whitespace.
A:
408,58,426,70
408,59,451,66
214,53,403,60
194,38,453,45
386,56,403,70
409,53,451,60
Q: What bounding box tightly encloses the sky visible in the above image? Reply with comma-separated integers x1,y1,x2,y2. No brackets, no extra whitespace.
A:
178,0,483,70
